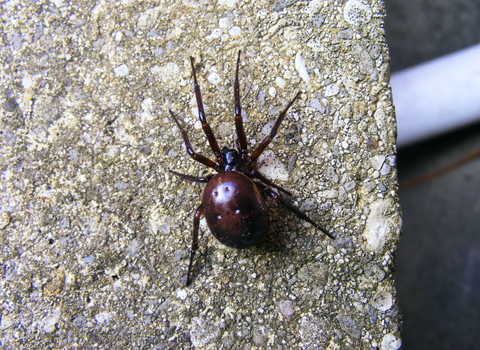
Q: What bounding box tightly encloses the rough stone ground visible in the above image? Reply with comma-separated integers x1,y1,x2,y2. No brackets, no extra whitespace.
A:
1,1,401,349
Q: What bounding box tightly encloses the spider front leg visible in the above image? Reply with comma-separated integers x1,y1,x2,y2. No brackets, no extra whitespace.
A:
169,110,219,171
233,51,249,162
247,91,301,168
190,57,223,165
186,203,204,286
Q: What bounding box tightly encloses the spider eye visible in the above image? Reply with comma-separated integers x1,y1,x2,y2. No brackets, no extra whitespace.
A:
224,149,239,165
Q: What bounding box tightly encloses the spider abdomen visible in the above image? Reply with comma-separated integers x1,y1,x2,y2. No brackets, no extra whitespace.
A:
203,171,269,248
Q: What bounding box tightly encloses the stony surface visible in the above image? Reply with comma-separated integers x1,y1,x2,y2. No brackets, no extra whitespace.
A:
1,1,401,349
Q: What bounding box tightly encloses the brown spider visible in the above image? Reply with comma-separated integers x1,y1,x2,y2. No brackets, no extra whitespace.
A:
169,51,333,285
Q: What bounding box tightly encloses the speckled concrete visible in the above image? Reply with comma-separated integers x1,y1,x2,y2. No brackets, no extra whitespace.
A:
1,1,401,349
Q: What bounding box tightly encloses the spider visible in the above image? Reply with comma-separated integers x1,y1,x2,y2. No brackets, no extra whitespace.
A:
169,51,334,286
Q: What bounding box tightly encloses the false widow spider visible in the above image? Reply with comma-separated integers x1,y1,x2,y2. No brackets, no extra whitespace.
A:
169,51,334,286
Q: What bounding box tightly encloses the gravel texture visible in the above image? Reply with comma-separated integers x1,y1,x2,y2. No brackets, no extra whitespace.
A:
1,1,401,349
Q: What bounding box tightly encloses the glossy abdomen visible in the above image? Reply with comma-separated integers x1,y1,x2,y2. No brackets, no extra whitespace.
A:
203,171,269,248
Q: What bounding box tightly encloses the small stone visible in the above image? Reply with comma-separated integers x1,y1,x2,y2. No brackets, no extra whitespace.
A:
309,98,325,113
295,53,310,84
141,97,155,122
229,26,242,37
252,327,268,346
208,72,222,85
275,77,286,89
380,333,402,350
380,162,391,175
43,269,65,296
22,76,34,89
278,300,294,317
42,307,62,333
268,86,276,97
114,64,129,76
257,150,289,181
283,26,299,40
114,31,123,41
299,313,329,346
176,289,187,300
95,311,115,325
190,317,222,347
137,6,162,31
219,17,231,28
0,211,10,229
0,315,14,331
138,144,152,156
363,198,395,252
305,0,323,15
371,289,393,311
370,154,386,170
207,28,223,41
126,239,143,256
83,255,95,263
344,0,372,26
218,0,237,8
336,315,361,339
325,83,339,96
344,180,356,191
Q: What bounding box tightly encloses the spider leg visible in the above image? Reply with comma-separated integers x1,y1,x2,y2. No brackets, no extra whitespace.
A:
169,110,219,171
190,57,223,165
250,170,292,195
186,203,204,286
247,91,301,167
169,170,214,183
258,182,334,239
233,51,249,162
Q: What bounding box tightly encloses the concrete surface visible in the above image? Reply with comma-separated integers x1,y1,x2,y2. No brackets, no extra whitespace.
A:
1,1,401,349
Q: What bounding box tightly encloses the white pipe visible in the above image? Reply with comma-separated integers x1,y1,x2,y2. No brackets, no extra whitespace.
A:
391,43,480,148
